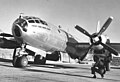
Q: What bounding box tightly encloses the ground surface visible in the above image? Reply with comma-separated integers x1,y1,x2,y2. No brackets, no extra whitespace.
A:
0,58,120,82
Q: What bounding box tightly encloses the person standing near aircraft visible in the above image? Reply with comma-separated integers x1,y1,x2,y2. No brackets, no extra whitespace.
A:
104,51,112,71
91,53,106,78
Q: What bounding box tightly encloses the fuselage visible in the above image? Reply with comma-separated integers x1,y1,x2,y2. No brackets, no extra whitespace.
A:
12,16,77,53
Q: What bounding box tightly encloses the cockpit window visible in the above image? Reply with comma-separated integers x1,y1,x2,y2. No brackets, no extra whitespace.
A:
23,16,48,25
40,20,48,25
35,20,40,23
28,20,35,23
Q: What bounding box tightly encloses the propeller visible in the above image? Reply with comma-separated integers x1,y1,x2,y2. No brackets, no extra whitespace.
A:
100,42,118,55
75,16,118,60
75,16,113,38
75,25,92,38
97,16,113,36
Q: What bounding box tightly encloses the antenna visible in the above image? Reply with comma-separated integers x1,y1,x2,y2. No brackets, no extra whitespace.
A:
19,13,24,19
58,25,62,28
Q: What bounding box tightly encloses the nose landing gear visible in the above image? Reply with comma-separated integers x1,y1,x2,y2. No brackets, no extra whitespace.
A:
12,55,28,67
12,48,28,67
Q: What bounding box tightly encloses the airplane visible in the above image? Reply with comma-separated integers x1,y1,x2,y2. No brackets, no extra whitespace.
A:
0,14,120,68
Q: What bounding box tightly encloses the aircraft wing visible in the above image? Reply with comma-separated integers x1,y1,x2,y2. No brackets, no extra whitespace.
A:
108,43,120,53
76,42,120,53
0,33,14,37
75,43,92,55
75,43,90,48
0,38,20,49
0,32,20,49
67,42,90,49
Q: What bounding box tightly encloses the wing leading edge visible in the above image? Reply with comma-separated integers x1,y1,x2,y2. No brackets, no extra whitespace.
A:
0,32,20,49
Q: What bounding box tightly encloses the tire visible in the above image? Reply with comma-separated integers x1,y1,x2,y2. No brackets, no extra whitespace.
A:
34,55,46,64
12,56,28,67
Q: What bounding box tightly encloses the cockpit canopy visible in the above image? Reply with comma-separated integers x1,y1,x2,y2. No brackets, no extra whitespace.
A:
13,16,49,33
14,16,48,26
23,16,48,25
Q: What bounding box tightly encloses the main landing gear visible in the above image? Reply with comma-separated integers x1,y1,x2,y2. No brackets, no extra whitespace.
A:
13,55,28,67
34,55,46,65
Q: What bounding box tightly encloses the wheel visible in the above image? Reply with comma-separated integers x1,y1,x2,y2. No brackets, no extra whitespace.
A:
12,55,28,67
19,56,28,67
34,55,46,64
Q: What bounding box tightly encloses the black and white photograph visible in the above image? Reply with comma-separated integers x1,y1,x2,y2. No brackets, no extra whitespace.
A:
0,0,120,82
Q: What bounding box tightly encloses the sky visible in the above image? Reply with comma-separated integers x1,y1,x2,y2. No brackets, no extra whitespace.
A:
0,0,120,42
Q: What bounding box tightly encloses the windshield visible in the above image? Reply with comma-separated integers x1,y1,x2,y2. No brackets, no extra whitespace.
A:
23,16,48,25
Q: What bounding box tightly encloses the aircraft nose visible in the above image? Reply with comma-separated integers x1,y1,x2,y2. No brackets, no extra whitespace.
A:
13,24,22,37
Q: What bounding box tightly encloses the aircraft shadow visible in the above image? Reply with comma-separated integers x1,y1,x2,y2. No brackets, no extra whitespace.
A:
0,58,94,79
0,58,14,67
29,61,90,70
0,63,13,67
111,66,120,69
0,58,12,62
30,64,77,69
24,68,120,81
0,58,90,70
24,68,93,78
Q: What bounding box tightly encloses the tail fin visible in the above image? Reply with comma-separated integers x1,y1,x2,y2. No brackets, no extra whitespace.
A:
96,21,100,33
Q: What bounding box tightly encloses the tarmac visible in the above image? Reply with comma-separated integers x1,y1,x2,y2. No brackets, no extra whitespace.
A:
0,58,120,82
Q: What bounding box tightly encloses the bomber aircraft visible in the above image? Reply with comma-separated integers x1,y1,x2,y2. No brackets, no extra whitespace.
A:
0,14,120,68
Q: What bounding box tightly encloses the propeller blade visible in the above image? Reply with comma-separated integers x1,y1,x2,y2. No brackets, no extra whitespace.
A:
0,33,13,37
97,16,113,36
80,44,93,61
100,42,118,56
75,25,92,38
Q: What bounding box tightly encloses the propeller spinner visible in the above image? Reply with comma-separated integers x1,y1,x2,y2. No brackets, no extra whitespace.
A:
75,16,118,60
